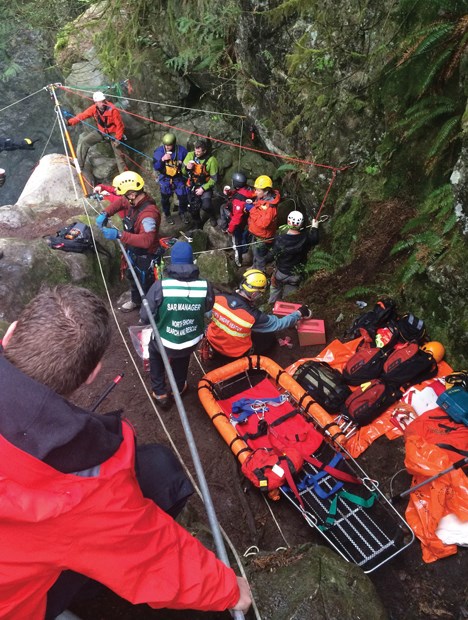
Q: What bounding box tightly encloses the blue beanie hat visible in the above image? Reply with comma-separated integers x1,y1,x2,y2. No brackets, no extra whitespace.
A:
171,241,193,265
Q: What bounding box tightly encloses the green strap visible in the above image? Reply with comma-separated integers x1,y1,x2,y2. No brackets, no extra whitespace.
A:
318,490,377,531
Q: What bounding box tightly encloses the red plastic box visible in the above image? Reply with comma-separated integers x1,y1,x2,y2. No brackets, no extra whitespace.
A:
273,301,302,316
297,319,326,346
273,302,326,346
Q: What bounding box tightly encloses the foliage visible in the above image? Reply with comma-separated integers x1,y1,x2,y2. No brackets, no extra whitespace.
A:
344,285,380,299
381,7,467,174
166,3,241,75
389,185,458,283
303,249,341,275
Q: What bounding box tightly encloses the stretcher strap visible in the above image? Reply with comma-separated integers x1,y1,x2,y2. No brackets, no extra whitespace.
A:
318,489,378,531
303,453,361,485
297,453,345,499
239,410,299,441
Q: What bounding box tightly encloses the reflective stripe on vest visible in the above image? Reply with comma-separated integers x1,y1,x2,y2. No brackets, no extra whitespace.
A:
207,296,255,357
158,280,208,349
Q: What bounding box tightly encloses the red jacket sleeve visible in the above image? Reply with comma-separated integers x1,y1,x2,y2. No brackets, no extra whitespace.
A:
68,104,96,126
66,429,240,611
103,195,130,217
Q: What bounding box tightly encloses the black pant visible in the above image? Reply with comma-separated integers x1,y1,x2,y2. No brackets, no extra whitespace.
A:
45,444,193,619
149,339,191,395
127,252,156,305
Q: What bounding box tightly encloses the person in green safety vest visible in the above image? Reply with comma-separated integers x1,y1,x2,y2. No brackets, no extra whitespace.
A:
141,241,214,409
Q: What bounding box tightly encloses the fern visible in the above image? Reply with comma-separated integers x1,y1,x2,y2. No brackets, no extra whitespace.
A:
401,256,425,283
390,238,416,256
303,249,341,274
426,116,460,160
442,213,458,235
344,286,378,299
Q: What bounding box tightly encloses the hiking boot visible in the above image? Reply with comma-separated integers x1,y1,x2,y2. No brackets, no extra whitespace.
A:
182,212,191,225
165,215,175,225
151,392,172,409
119,300,140,313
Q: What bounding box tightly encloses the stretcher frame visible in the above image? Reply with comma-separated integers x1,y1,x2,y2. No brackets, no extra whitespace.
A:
198,355,414,573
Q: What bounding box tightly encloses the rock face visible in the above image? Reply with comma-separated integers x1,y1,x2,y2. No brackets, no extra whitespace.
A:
0,154,117,328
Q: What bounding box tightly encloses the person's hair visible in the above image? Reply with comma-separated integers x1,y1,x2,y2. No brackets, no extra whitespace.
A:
4,285,111,396
194,139,209,152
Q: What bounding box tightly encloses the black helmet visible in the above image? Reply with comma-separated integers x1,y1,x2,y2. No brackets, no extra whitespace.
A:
232,171,247,189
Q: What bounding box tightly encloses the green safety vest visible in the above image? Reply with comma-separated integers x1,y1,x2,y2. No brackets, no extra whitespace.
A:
157,279,208,349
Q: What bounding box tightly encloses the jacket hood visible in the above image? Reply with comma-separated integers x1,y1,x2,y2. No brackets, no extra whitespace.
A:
165,262,200,280
0,356,122,473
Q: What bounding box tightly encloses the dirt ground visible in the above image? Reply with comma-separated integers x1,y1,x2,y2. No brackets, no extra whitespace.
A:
7,203,467,619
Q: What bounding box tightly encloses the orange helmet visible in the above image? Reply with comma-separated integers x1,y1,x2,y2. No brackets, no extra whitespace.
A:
421,341,445,363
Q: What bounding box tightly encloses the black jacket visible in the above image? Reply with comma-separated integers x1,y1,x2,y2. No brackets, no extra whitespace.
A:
272,229,319,275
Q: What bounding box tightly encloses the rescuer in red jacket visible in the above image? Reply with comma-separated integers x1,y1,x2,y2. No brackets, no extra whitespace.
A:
95,171,161,312
0,284,251,618
67,90,127,175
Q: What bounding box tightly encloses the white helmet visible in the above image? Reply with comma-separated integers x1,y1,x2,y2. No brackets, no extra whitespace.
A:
93,91,106,102
287,210,304,229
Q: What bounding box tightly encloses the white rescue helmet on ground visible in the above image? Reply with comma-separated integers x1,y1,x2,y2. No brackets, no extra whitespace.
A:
287,210,304,229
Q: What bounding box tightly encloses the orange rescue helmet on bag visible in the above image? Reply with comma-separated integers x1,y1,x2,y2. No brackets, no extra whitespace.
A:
421,341,445,363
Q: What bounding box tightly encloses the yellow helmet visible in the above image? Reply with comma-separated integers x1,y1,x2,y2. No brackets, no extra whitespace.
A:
421,341,445,363
112,171,145,195
240,269,268,297
254,175,273,190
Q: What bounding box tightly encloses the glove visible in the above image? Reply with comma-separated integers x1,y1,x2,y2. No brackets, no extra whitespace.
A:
297,305,312,319
244,200,254,212
312,219,319,228
96,213,108,228
223,185,231,195
102,227,119,240
93,185,102,193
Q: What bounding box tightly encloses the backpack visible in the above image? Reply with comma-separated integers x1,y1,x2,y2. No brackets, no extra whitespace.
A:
382,342,438,388
395,313,427,344
46,222,94,253
344,298,397,341
341,379,402,426
293,361,351,414
342,347,387,386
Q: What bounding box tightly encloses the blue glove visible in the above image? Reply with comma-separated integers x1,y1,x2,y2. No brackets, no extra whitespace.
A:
244,200,254,212
102,227,120,240
96,213,108,228
62,110,72,118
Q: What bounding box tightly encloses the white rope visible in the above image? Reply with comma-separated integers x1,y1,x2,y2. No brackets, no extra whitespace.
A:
64,85,247,119
39,116,58,159
0,88,45,114
262,495,291,548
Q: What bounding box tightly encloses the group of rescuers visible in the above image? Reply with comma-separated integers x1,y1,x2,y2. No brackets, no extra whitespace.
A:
93,161,319,408
0,92,324,618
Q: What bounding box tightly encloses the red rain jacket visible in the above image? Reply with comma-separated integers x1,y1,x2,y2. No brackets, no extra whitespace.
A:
0,421,239,618
68,102,125,141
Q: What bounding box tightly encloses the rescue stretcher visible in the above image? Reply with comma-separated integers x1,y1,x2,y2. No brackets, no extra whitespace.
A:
198,355,415,573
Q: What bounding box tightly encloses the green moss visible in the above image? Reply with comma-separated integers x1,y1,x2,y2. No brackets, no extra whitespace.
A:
331,196,367,263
